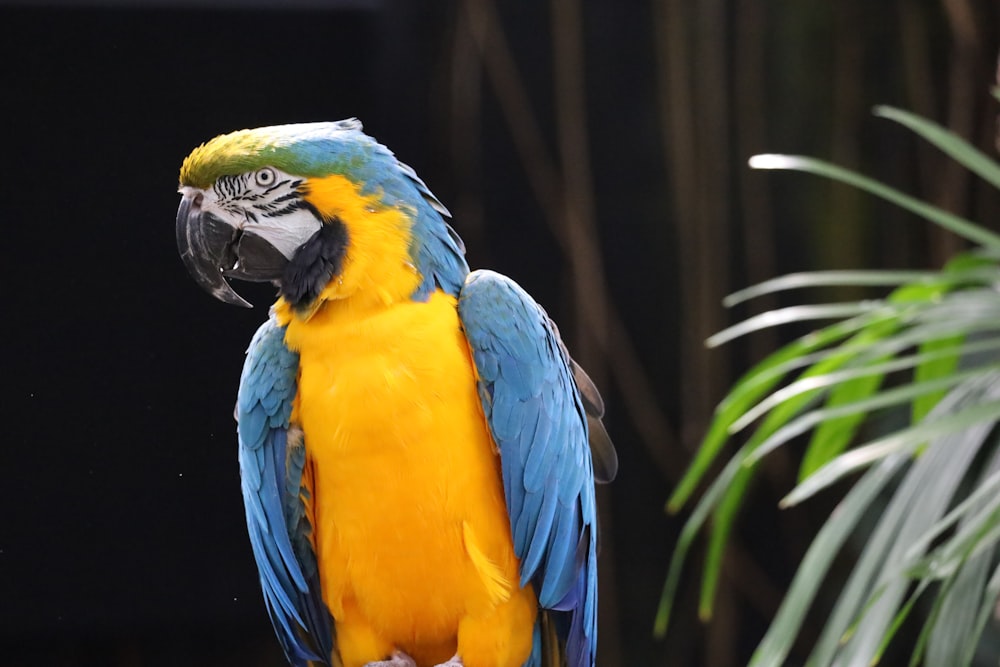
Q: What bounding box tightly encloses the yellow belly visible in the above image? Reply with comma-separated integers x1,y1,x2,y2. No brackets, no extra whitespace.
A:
281,291,535,667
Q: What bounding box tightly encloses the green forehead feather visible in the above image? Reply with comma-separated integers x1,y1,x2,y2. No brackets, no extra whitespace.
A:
179,119,370,188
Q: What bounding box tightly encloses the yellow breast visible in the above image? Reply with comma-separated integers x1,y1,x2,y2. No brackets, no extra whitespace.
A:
279,290,529,664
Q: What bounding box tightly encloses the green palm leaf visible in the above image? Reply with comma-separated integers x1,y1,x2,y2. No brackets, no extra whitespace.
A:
659,103,1000,666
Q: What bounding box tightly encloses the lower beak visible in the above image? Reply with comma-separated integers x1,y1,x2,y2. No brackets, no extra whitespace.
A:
175,194,252,308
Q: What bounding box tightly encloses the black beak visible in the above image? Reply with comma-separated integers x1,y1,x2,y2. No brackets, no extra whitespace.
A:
176,194,252,307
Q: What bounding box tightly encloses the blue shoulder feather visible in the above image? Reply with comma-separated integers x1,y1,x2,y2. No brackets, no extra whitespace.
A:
237,317,334,666
458,270,598,667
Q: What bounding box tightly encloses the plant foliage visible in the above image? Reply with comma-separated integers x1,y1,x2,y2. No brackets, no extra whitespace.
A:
655,104,1000,666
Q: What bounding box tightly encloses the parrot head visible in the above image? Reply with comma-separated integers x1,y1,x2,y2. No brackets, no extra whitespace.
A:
177,119,467,311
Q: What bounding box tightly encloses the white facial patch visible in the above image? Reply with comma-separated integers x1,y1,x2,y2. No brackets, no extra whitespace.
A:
185,168,323,260
247,207,322,260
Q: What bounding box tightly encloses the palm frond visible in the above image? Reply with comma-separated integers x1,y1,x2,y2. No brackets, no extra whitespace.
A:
658,103,1000,666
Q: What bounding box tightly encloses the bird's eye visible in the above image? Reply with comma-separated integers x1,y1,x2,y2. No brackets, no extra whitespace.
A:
255,168,276,187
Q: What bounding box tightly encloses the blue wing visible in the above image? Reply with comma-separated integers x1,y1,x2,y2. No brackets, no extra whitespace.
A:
237,317,335,666
458,270,600,667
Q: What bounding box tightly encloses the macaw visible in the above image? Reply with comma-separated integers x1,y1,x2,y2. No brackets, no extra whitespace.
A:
175,119,617,667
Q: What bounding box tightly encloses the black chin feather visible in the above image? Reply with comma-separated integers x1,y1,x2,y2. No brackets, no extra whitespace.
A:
280,218,348,309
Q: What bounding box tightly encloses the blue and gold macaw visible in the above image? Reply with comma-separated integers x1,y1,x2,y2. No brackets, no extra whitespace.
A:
175,120,616,667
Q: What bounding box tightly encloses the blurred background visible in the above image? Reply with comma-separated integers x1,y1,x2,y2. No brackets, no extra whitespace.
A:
2,1,999,665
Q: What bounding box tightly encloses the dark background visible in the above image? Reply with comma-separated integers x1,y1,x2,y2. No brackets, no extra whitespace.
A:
2,1,999,665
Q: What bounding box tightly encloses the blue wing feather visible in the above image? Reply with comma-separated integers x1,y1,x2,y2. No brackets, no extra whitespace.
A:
539,504,579,605
520,487,559,579
237,316,334,666
458,270,598,667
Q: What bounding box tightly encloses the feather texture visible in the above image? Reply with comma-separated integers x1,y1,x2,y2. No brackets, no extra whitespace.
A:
237,317,334,666
459,270,599,667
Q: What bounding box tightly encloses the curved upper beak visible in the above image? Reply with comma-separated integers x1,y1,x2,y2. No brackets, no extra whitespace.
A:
175,193,252,307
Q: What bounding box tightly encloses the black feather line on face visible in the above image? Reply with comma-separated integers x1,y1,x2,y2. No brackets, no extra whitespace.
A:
280,215,348,310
